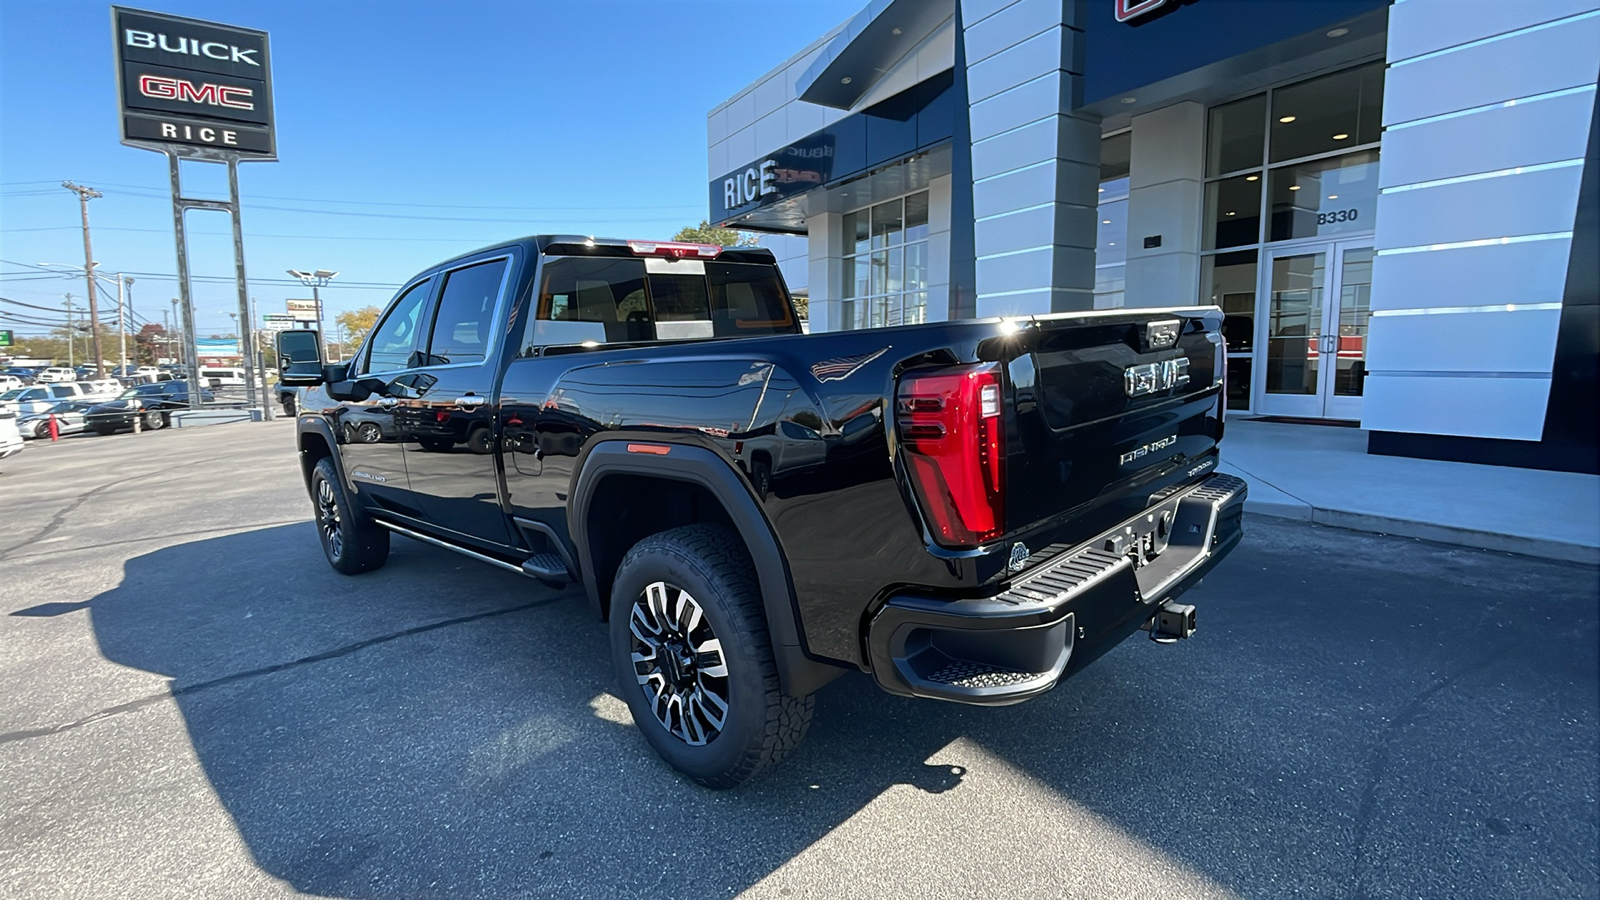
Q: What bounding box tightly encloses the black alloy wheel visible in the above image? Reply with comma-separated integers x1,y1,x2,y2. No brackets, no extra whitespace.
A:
309,456,390,575
609,524,812,788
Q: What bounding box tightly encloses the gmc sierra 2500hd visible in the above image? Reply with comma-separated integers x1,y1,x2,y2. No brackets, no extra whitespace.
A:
277,235,1245,788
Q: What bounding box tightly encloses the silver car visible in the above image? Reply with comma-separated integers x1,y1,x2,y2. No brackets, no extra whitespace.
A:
17,400,90,439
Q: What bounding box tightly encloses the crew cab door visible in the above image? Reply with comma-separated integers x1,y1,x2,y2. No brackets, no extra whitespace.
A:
338,275,437,515
397,255,515,548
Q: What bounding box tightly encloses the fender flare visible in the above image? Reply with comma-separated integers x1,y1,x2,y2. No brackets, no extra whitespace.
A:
569,439,845,697
294,416,345,495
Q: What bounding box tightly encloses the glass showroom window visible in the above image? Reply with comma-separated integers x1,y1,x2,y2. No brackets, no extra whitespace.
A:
841,192,929,329
1199,61,1383,409
1096,131,1131,309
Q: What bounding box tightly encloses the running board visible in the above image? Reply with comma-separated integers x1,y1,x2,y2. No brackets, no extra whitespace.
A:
373,519,527,576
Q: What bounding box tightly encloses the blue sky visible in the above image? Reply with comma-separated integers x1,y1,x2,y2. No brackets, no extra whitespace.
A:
0,0,860,338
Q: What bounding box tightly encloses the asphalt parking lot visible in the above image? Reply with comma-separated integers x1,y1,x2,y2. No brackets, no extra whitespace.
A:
1,420,1595,899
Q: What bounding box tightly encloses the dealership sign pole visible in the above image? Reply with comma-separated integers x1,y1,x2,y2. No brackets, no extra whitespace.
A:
112,6,276,415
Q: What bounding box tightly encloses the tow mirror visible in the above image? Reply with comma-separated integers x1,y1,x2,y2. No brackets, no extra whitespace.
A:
276,330,325,386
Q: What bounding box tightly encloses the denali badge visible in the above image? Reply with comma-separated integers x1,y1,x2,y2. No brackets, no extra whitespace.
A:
1009,543,1030,573
1124,357,1190,397
1120,434,1178,466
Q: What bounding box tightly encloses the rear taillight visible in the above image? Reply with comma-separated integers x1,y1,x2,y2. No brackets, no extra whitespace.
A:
897,364,1005,547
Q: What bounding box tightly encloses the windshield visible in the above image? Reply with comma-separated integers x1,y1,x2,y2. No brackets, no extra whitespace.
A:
0,389,22,401
118,383,167,399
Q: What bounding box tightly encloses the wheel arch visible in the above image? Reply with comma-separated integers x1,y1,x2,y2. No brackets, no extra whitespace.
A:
296,417,341,496
570,439,844,698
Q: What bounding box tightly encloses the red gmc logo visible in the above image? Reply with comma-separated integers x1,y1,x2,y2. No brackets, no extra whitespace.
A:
1115,0,1168,22
137,74,254,110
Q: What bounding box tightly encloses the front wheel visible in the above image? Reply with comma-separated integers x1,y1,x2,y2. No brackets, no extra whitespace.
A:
609,524,812,789
310,456,389,574
142,409,165,430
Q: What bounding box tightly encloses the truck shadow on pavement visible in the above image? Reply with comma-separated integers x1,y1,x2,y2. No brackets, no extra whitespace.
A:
80,520,1599,899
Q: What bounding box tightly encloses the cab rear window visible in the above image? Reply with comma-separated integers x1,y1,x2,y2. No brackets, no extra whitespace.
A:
526,257,796,351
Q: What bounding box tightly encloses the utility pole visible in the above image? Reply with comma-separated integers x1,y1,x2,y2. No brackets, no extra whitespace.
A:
62,181,106,378
64,294,75,367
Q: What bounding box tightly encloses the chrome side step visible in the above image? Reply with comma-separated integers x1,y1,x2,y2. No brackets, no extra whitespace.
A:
374,519,526,576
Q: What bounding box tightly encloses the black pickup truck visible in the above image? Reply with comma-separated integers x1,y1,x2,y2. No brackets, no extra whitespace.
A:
277,235,1245,787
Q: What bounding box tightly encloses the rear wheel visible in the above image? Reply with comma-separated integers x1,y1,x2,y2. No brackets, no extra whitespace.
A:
310,456,389,574
609,524,812,788
142,409,165,430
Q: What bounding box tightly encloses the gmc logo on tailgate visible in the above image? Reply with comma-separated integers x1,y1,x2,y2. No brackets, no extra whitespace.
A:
1125,358,1190,397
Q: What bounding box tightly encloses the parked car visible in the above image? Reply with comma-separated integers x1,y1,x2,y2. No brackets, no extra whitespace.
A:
77,379,124,400
0,409,21,458
0,382,95,416
197,366,248,386
0,409,22,460
278,235,1245,787
36,367,77,383
84,381,213,434
17,399,92,439
1,367,37,385
0,375,24,391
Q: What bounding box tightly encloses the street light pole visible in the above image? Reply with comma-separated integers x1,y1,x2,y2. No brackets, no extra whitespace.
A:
64,294,75,367
117,275,134,375
170,298,181,368
287,268,338,358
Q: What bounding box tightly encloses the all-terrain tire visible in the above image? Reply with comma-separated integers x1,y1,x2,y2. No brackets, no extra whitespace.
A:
609,524,813,788
310,456,390,575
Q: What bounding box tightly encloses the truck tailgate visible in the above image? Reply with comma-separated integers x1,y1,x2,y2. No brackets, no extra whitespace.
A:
1005,308,1225,545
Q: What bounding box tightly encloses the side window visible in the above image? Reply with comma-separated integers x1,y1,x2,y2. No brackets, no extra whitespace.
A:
362,278,434,374
424,259,508,366
526,256,650,350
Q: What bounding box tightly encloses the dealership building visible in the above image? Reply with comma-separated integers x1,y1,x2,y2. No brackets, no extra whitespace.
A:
706,0,1599,473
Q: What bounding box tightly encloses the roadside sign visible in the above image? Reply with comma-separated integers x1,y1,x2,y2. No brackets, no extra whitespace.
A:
112,7,276,159
286,298,318,321
261,314,295,332
0,330,11,347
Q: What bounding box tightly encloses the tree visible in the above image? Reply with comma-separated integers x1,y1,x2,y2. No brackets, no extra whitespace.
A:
673,220,759,247
335,306,381,350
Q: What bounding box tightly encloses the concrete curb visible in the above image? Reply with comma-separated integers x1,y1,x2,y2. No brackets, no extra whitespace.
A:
1244,500,1600,565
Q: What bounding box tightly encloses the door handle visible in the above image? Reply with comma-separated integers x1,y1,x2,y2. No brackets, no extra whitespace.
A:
376,397,399,409
455,395,486,411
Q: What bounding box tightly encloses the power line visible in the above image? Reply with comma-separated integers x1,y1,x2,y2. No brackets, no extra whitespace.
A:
3,181,704,212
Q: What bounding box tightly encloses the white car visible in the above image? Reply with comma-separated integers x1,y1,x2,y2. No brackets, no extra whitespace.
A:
136,365,161,376
36,367,77,383
198,366,247,386
0,374,24,391
77,378,124,399
0,383,91,416
0,411,22,461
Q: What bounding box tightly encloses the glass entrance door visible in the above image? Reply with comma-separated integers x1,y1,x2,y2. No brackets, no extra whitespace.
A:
1256,241,1373,419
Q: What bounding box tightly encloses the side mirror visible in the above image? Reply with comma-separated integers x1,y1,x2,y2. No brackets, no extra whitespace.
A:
385,372,437,400
326,376,385,403
276,330,325,386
